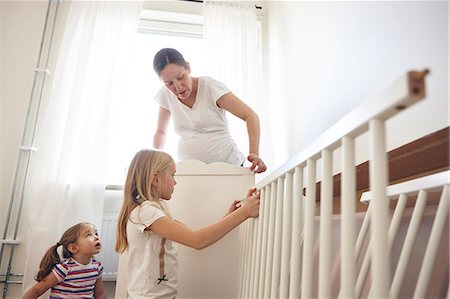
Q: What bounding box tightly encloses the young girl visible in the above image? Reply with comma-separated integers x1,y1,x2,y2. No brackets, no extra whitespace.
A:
22,222,105,299
115,149,260,299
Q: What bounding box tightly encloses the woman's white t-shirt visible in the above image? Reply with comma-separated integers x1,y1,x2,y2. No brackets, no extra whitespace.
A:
155,76,245,165
126,201,178,299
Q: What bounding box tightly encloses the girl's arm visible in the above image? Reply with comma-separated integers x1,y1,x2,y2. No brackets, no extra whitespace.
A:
93,277,106,299
216,93,267,173
153,107,171,149
150,188,260,250
22,273,59,299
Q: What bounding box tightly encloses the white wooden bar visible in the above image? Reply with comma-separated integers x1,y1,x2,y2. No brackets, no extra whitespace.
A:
251,188,265,297
263,180,278,297
258,185,271,297
247,217,258,297
280,172,293,298
257,70,428,190
270,177,285,298
355,195,405,298
390,190,428,298
413,185,449,299
241,70,430,299
237,215,245,297
241,218,251,298
301,159,316,298
355,238,371,298
319,149,333,298
340,136,356,298
289,166,304,299
387,194,408,250
354,205,370,264
368,118,390,298
361,170,450,203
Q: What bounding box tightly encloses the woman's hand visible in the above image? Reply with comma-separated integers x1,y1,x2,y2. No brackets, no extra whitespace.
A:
247,153,267,173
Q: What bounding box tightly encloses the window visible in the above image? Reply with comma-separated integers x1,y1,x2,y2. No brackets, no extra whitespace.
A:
106,10,205,185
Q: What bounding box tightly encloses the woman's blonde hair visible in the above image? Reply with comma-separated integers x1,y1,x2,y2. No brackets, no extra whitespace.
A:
115,149,173,253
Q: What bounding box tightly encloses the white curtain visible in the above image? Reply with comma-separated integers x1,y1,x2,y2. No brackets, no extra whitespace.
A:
22,1,142,292
203,1,274,174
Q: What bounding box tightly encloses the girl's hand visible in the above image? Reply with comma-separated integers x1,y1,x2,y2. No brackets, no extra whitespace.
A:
241,187,260,218
226,199,242,216
247,153,267,173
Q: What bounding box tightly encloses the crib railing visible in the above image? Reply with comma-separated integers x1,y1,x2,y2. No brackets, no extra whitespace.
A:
237,70,448,298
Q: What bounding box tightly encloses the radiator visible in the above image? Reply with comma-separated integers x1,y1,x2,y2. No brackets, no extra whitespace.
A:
97,214,119,281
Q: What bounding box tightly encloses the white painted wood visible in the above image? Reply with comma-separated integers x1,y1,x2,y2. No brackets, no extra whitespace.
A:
247,216,258,297
413,185,450,299
257,71,427,188
270,176,285,298
289,167,303,299
390,191,428,298
280,172,293,298
243,219,252,298
361,170,450,203
355,194,406,299
237,210,245,297
115,160,254,299
302,159,316,298
263,180,278,298
319,149,333,298
251,188,264,297
354,205,370,265
368,119,390,298
340,137,356,298
258,185,271,297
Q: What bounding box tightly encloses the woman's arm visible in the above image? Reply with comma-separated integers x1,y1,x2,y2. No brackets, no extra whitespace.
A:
149,188,260,250
94,277,106,299
153,107,171,149
216,93,267,173
22,273,59,299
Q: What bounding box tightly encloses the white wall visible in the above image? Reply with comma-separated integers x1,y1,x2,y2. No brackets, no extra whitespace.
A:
266,1,448,166
1,2,48,297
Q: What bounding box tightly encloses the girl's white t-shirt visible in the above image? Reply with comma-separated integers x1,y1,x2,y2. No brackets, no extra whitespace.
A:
126,201,178,299
155,76,245,165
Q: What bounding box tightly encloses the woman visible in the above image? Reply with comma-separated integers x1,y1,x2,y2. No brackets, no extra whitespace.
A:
152,48,266,173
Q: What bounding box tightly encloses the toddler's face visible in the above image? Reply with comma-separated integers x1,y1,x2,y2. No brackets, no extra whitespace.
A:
76,224,101,256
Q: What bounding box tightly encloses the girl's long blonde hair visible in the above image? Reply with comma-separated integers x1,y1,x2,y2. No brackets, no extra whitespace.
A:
115,149,173,253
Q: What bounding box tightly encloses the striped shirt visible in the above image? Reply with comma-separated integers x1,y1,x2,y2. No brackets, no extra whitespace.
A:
50,257,103,298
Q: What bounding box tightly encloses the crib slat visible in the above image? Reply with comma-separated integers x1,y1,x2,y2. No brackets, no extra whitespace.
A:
280,172,294,298
263,180,278,297
368,118,390,298
258,185,271,297
355,194,407,298
390,190,428,298
242,216,251,298
413,185,449,299
340,136,356,298
251,188,265,297
319,149,333,298
247,217,258,297
270,177,285,298
289,166,304,299
301,159,316,298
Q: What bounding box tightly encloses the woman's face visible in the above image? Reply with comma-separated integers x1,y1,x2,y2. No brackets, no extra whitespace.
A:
159,63,192,100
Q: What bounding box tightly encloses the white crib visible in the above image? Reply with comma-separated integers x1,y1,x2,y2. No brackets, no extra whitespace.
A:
115,160,254,299
237,69,449,298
